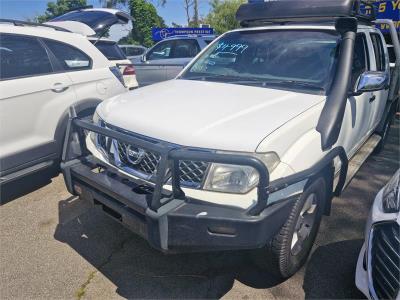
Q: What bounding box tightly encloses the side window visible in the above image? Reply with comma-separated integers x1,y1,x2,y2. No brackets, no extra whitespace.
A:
147,41,174,60
119,47,127,55
0,34,52,80
351,33,369,89
44,39,91,71
172,40,200,58
127,47,145,56
370,33,386,71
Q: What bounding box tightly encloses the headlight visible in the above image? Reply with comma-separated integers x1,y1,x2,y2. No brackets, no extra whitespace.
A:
382,169,400,213
92,111,100,124
204,152,280,194
89,111,103,146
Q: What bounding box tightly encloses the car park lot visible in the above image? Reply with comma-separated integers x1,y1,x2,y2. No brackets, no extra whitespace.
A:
0,119,399,300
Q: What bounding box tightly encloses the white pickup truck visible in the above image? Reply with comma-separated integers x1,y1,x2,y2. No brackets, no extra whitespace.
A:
61,0,400,279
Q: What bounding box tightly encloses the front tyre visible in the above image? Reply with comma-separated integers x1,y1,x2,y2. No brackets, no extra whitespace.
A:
253,178,326,279
373,116,392,155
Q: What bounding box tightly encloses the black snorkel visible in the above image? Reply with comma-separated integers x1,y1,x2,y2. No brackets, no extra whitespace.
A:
316,17,358,151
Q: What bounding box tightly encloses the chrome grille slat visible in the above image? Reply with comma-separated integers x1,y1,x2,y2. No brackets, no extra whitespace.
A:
374,271,394,300
376,242,400,274
374,256,398,292
381,230,400,259
371,222,400,300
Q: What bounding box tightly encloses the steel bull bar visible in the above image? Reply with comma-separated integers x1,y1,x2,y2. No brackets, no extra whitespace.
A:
61,110,348,252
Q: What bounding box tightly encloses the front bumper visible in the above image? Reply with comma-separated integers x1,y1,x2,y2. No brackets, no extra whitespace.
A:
63,156,297,252
61,112,348,253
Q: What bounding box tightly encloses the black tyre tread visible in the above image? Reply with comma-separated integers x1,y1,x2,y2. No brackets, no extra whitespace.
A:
373,120,391,155
253,178,326,279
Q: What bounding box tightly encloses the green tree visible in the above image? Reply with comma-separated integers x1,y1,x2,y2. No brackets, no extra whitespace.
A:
118,34,137,45
37,0,87,23
128,0,165,47
205,0,245,34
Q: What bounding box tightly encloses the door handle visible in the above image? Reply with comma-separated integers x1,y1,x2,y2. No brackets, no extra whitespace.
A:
51,83,69,93
369,95,376,103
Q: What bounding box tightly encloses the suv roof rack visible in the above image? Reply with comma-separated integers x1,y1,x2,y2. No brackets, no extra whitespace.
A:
236,0,376,27
0,19,72,32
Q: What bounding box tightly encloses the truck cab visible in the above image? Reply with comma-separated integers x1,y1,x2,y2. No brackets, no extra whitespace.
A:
61,0,400,280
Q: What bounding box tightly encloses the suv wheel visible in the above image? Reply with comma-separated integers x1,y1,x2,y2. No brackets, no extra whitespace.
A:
253,178,326,279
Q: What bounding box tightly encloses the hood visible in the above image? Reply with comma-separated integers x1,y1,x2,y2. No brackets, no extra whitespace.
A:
98,80,325,152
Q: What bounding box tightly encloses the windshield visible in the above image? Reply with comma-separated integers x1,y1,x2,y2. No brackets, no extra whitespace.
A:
180,30,340,94
92,41,126,60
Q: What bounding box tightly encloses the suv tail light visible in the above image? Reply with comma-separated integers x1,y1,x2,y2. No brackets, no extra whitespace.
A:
109,66,126,87
123,65,136,75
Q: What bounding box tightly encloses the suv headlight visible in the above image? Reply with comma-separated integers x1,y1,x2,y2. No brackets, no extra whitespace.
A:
204,152,280,194
89,111,106,148
382,170,400,213
92,111,100,124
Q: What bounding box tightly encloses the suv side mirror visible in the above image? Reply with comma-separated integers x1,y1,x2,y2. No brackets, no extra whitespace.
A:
141,54,147,62
353,71,389,95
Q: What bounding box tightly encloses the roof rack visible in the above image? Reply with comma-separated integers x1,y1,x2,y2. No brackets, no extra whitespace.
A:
0,19,72,32
236,0,376,27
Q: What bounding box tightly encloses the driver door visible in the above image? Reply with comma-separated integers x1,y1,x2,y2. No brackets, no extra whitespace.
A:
134,40,175,86
368,31,390,132
337,32,374,158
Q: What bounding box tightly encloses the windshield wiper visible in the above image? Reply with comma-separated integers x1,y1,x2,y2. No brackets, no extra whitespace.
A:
180,74,228,81
229,79,324,91
271,80,325,91
181,76,325,92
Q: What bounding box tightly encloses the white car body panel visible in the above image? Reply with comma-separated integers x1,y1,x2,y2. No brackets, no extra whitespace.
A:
0,24,126,177
97,79,325,152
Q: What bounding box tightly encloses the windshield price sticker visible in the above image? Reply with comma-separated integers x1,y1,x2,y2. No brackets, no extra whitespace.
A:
216,42,249,54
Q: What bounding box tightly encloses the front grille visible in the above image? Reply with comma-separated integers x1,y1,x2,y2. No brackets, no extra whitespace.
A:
116,141,161,176
94,127,209,187
179,160,209,187
370,222,400,300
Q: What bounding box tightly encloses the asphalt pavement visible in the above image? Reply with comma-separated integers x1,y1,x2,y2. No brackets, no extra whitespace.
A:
1,120,399,300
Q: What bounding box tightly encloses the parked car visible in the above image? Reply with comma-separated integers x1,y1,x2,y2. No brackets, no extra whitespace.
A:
89,38,138,90
356,169,399,300
119,44,147,63
134,35,215,86
0,19,127,184
61,0,400,280
45,8,138,90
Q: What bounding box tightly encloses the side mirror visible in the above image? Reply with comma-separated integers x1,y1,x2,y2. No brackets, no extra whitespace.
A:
141,54,147,62
353,71,389,95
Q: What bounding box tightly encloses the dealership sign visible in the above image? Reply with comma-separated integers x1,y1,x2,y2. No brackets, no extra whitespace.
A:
361,0,400,33
152,28,214,41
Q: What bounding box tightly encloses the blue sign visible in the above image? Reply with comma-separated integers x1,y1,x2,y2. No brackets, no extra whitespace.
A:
152,28,214,42
361,1,400,33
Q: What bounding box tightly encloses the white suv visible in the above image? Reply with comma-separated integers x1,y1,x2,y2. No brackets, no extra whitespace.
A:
61,0,400,280
44,8,139,90
0,19,127,184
